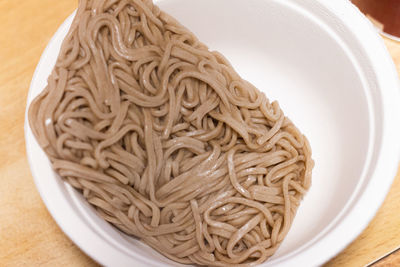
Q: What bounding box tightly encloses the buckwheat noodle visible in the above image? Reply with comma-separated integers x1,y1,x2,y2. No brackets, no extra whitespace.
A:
28,0,313,265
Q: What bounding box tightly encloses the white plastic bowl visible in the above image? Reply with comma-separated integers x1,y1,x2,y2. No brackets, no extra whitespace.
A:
25,0,400,266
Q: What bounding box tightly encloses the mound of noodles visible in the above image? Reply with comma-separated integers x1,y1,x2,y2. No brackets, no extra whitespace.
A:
29,0,313,265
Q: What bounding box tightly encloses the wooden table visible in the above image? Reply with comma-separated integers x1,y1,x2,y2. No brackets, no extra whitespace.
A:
0,0,399,266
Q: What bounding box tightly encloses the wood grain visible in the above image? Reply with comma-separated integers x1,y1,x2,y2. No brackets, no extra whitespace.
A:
0,1,96,266
0,1,399,266
372,248,400,267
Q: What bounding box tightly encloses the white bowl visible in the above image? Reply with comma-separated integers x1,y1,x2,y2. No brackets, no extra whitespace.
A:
25,0,400,266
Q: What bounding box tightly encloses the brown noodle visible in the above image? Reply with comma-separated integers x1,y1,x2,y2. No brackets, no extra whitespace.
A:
28,0,313,265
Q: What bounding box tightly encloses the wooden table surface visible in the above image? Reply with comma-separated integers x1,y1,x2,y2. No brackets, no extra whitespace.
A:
0,0,399,266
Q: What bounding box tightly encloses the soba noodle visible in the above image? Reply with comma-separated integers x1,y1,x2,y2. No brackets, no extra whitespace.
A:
28,0,313,265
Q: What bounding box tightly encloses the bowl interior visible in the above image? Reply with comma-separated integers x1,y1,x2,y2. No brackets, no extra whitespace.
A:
26,0,375,266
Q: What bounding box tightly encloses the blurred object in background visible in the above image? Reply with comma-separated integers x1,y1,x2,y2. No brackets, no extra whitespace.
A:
352,0,400,41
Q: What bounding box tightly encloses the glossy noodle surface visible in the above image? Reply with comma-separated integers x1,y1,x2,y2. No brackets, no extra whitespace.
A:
29,0,313,265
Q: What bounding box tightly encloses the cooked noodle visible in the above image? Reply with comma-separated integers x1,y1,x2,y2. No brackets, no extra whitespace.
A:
28,0,313,265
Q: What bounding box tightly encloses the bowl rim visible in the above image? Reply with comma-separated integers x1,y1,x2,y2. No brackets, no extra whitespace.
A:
24,0,400,266
265,0,400,265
